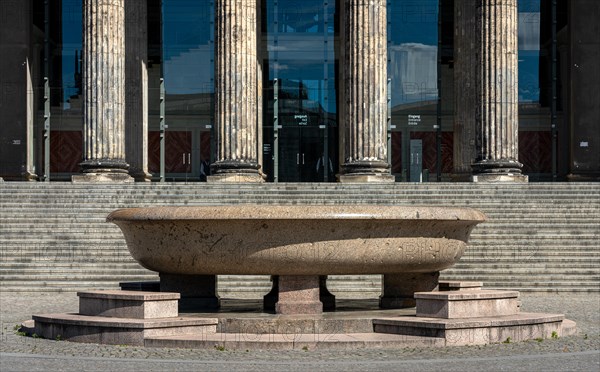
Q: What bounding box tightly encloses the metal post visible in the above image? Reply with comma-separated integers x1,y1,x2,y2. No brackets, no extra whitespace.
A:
273,78,279,183
436,0,442,182
160,78,166,182
551,0,558,181
43,0,50,181
387,78,392,172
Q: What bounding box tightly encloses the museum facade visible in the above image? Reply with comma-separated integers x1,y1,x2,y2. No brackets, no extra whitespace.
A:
1,0,599,183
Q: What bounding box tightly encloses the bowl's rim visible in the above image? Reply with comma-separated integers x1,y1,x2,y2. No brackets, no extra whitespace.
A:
107,205,487,223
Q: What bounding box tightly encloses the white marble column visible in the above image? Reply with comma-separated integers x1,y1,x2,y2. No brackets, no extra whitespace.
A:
74,0,132,183
452,0,477,181
125,0,151,182
209,0,263,183
473,0,527,182
340,0,393,183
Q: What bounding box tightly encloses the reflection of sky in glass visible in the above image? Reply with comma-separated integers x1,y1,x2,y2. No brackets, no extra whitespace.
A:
61,0,82,106
163,0,212,94
518,0,541,103
388,0,438,107
266,0,336,114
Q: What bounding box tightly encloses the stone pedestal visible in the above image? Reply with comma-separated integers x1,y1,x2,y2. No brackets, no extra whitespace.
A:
78,290,179,319
341,0,392,182
380,272,439,309
472,0,526,183
160,274,220,311
264,275,335,312
211,0,263,182
76,0,132,182
415,290,520,319
275,276,323,315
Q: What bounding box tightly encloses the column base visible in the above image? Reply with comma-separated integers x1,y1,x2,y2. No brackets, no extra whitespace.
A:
380,272,440,309
207,173,264,183
159,273,220,311
450,172,473,182
339,174,395,183
275,275,323,315
472,173,528,183
129,171,153,182
72,173,134,183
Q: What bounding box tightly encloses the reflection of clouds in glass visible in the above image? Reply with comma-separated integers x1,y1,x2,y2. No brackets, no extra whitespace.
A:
389,43,438,106
164,46,212,95
519,12,541,51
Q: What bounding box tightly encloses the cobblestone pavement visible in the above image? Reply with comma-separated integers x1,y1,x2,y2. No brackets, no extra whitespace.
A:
1,292,599,371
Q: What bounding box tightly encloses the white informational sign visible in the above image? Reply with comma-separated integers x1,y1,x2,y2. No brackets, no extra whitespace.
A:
295,114,308,126
408,114,421,126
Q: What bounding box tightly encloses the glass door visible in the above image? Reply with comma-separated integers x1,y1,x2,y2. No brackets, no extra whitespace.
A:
262,0,338,182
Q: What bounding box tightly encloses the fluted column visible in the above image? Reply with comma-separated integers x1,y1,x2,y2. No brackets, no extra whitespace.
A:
339,0,393,183
473,0,527,182
209,0,263,183
74,0,132,183
125,0,151,182
452,0,477,181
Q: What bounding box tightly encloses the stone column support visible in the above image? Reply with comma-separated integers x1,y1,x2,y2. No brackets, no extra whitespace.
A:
74,0,132,183
472,0,527,182
125,0,151,182
275,275,323,315
452,0,477,181
339,0,393,183
209,0,263,183
380,272,440,309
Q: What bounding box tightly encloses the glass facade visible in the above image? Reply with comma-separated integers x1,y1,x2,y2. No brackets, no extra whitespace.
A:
12,0,594,182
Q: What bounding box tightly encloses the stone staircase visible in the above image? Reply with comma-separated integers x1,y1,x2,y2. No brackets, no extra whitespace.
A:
1,182,598,297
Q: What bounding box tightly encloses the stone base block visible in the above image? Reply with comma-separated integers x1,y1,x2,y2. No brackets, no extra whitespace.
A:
32,313,217,346
338,174,395,183
160,274,220,311
415,290,520,319
72,173,134,183
78,290,179,319
438,281,482,291
472,173,529,183
207,173,264,183
380,272,439,309
275,275,323,315
374,313,568,346
264,275,335,312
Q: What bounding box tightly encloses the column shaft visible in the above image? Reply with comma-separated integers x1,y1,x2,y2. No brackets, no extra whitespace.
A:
452,0,477,181
125,0,151,181
210,0,262,182
76,0,131,182
340,0,393,182
473,0,527,182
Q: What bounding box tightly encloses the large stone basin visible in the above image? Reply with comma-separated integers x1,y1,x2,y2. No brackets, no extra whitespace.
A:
107,205,486,313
